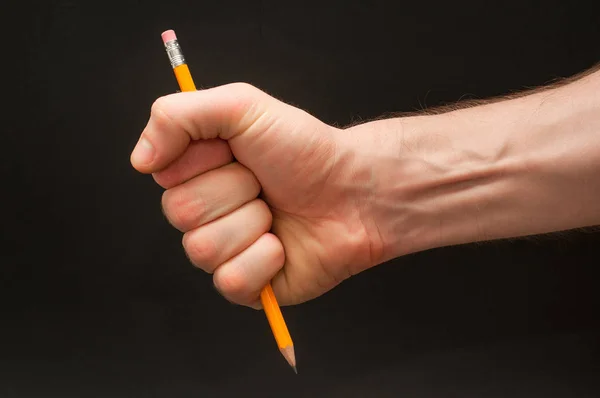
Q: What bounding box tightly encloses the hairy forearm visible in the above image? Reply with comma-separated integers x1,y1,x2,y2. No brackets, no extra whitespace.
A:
349,66,600,263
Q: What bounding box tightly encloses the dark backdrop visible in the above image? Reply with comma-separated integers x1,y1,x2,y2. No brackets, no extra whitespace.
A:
3,1,600,397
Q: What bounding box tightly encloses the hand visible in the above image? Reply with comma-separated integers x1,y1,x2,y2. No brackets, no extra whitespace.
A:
130,83,387,307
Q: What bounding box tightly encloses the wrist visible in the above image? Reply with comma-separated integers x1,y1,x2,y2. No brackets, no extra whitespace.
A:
346,112,514,263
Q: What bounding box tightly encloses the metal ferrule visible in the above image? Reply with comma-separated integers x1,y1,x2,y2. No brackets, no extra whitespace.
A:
164,40,186,68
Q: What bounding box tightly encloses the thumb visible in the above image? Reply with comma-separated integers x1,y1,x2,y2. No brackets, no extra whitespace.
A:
130,82,296,174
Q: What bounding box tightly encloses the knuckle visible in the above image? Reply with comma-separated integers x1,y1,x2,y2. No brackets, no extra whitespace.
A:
262,232,285,268
183,233,217,271
237,165,261,195
214,268,248,300
229,82,260,96
254,197,269,211
265,233,285,266
150,94,198,140
226,163,261,196
150,97,173,129
254,199,273,226
224,83,268,134
161,188,203,231
274,244,285,268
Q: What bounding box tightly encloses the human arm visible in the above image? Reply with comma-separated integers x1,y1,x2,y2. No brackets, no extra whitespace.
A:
351,65,600,264
130,65,600,307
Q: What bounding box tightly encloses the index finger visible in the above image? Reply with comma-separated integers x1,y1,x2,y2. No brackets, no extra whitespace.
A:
130,83,277,174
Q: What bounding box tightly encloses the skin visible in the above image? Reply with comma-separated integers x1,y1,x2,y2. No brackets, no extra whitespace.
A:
130,65,600,308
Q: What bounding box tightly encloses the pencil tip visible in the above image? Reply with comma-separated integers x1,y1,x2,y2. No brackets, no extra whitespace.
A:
280,345,297,372
292,365,298,374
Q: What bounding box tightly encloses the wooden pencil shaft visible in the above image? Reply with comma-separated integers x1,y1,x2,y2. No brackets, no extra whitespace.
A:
174,64,196,92
260,283,293,348
162,30,295,371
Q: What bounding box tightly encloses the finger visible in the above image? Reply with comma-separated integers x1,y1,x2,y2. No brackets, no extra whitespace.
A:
152,138,233,189
213,233,285,308
161,162,260,232
130,82,303,174
182,199,272,273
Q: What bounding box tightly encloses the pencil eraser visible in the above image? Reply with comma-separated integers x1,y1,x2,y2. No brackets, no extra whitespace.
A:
161,30,177,44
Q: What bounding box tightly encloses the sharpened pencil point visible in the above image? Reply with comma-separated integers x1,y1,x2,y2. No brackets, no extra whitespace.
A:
292,365,298,374
280,345,296,371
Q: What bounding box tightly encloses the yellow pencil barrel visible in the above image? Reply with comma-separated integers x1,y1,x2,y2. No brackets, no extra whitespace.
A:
260,284,293,349
161,28,296,372
174,64,196,92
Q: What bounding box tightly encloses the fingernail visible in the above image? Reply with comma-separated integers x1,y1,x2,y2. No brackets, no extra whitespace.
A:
132,136,155,165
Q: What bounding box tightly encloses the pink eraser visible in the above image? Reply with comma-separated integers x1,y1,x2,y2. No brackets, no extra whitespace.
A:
161,29,177,44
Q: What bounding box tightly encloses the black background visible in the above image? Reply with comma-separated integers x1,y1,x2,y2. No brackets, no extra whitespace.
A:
3,0,600,397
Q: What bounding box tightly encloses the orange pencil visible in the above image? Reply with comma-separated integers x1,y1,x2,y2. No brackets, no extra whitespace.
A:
160,29,297,373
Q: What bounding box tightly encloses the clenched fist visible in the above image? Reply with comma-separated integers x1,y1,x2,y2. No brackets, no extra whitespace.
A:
131,83,392,308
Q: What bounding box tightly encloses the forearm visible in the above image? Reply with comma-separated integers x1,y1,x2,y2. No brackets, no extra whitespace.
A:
350,67,600,263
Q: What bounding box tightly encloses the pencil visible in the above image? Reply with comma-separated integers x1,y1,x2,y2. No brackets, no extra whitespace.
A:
160,29,297,373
